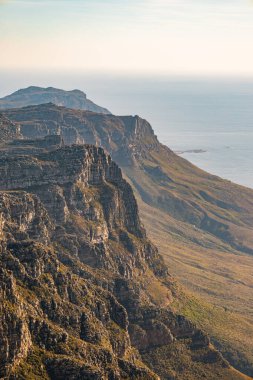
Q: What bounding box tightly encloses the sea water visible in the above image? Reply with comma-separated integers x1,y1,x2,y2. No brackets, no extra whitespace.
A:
89,77,253,189
1,72,253,188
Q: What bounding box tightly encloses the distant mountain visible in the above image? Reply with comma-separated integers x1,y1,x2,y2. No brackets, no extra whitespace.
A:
0,86,111,114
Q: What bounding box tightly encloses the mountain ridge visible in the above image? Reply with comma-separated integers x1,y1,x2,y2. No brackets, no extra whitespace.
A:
4,102,253,254
0,86,111,114
2,91,253,376
0,135,247,379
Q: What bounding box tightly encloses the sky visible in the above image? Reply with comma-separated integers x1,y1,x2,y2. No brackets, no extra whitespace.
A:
1,0,253,76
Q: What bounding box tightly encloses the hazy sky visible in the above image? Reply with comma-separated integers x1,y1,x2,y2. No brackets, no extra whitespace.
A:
1,0,253,76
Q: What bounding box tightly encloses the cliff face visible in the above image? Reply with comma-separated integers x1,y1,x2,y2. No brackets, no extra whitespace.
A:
0,142,151,274
4,103,253,254
4,103,253,376
0,136,245,380
0,87,110,114
0,114,21,143
3,103,157,167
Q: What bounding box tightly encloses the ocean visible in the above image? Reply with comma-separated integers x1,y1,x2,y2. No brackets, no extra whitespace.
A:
1,72,253,189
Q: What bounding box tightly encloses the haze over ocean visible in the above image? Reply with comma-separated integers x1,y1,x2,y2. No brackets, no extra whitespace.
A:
1,71,253,189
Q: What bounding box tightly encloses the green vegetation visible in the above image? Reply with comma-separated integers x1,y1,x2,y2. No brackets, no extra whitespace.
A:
171,287,253,377
13,348,49,380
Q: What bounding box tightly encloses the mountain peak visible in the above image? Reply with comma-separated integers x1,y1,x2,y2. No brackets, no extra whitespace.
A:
70,88,87,96
0,86,110,114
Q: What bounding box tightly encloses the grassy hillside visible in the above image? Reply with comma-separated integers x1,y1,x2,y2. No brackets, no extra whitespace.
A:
138,198,253,377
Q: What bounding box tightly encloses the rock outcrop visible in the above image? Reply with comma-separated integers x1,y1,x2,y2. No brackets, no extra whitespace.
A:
3,103,158,164
0,136,247,380
0,114,21,143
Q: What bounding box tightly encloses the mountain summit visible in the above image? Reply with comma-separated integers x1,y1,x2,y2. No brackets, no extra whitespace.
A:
0,86,111,114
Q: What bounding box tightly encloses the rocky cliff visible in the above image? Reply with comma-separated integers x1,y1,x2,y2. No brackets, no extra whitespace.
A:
4,102,253,376
0,114,21,143
0,87,110,114
4,103,253,255
0,136,247,380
